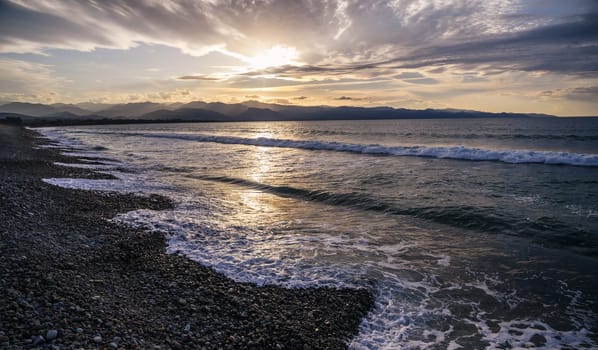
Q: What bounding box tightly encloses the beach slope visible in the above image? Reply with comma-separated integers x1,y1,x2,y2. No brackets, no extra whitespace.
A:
0,124,372,349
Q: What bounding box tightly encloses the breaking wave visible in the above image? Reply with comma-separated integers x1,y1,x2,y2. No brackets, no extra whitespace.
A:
71,131,598,166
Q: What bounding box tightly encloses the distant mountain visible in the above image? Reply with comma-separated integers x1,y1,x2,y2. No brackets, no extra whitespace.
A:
140,108,231,122
0,100,556,126
49,103,91,115
96,102,168,118
0,102,91,117
238,107,283,121
180,101,248,116
75,102,115,112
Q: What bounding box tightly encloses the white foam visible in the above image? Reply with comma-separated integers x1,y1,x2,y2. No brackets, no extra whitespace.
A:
42,177,170,193
113,207,370,288
53,162,118,170
437,255,451,267
566,204,598,218
477,319,594,350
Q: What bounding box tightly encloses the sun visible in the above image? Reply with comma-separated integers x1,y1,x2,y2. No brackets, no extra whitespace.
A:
246,45,299,70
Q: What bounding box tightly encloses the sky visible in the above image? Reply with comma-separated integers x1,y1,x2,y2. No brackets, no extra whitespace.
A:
0,0,597,116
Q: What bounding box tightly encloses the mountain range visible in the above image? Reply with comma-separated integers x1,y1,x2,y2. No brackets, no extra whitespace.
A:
0,101,554,125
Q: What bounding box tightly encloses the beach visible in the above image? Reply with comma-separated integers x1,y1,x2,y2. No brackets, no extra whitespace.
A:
0,123,373,349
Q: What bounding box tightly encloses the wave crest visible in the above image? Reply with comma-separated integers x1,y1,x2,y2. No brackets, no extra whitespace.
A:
103,131,598,167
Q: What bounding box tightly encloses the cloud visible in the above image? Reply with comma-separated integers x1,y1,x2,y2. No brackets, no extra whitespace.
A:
0,0,344,57
393,72,439,84
334,96,367,101
268,98,291,104
0,58,59,93
0,0,224,55
226,76,302,89
540,86,598,101
403,77,439,85
2,0,596,78
388,13,598,76
0,58,66,103
178,75,222,81
394,72,424,79
254,12,598,79
293,96,309,100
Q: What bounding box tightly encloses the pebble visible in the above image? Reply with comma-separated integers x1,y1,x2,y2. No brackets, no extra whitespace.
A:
109,342,118,349
177,298,187,306
46,329,58,340
75,327,83,334
93,335,102,344
32,335,45,345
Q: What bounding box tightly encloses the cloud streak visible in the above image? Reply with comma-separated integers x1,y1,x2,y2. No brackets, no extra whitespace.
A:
178,75,222,81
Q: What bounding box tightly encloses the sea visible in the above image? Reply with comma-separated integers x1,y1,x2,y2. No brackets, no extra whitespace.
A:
36,117,598,349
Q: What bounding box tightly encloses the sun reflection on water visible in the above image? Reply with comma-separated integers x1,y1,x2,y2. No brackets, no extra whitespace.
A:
235,128,280,223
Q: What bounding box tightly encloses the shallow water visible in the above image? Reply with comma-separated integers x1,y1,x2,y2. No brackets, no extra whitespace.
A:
38,118,598,349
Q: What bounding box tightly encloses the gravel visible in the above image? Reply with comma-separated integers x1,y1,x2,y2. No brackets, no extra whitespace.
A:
0,123,373,349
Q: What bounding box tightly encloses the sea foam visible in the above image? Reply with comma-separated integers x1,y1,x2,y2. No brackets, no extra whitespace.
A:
59,130,598,166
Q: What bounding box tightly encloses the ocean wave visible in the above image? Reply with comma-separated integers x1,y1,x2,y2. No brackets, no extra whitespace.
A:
305,130,598,141
79,131,598,166
193,175,598,256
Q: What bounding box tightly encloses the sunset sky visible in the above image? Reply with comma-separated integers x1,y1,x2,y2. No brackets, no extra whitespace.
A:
0,0,597,116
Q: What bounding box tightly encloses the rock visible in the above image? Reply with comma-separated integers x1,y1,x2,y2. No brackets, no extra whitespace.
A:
177,298,187,306
109,342,118,349
32,335,45,345
93,335,102,344
530,334,547,346
46,329,58,340
75,327,83,334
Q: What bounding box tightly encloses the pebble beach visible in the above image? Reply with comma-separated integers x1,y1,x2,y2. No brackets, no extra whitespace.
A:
0,123,373,349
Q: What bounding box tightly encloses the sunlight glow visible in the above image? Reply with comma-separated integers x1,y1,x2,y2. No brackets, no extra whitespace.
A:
246,45,299,70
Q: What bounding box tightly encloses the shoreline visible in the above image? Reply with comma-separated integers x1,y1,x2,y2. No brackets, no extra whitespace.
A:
0,123,373,349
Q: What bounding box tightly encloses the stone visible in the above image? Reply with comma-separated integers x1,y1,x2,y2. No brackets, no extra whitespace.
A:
109,342,118,349
46,329,58,340
32,335,45,346
93,335,102,344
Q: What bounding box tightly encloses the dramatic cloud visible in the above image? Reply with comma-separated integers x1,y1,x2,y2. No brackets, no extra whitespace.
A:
0,0,596,115
2,0,596,74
